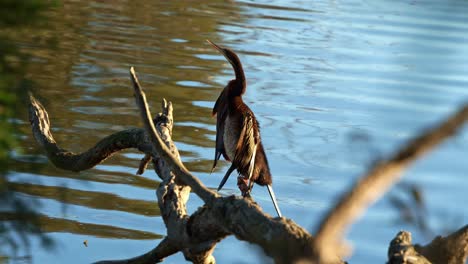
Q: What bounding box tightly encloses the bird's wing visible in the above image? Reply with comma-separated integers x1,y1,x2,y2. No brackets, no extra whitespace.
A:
212,85,227,117
233,111,259,182
211,88,230,173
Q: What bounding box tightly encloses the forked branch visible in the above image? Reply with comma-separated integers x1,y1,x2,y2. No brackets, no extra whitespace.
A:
28,69,316,264
129,67,218,204
29,67,468,264
28,94,152,171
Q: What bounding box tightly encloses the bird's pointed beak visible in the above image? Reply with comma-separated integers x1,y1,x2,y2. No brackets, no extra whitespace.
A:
206,39,224,53
206,40,240,79
207,39,230,62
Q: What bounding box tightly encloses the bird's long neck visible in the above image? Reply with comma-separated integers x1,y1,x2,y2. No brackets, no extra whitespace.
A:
229,58,246,95
234,63,246,87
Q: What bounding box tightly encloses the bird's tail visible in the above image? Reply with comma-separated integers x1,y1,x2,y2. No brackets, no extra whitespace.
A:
217,163,236,191
210,152,222,175
266,185,282,217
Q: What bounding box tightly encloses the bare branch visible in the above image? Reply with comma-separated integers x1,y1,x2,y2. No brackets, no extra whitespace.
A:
388,225,468,264
129,67,218,204
28,94,152,172
29,72,317,264
312,104,468,263
30,67,467,264
415,225,468,264
387,231,431,264
136,154,151,175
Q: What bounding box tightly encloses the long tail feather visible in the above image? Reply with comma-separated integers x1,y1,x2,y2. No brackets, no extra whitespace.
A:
210,152,222,175
217,164,236,191
266,185,282,217
246,144,257,188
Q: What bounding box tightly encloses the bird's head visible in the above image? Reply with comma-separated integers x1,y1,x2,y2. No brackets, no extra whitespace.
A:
207,40,246,95
207,40,241,69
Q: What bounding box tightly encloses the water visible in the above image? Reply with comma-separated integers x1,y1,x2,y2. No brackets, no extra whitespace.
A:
6,0,468,263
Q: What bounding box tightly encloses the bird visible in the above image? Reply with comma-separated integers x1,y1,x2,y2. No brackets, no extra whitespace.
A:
207,40,282,217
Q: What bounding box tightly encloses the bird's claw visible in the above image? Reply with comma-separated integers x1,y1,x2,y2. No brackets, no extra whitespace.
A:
237,176,251,197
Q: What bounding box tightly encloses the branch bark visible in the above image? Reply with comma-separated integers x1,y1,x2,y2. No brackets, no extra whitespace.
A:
28,94,152,171
388,225,468,264
388,231,432,264
414,225,468,264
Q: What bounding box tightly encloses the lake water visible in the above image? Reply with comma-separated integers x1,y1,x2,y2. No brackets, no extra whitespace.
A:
7,0,468,263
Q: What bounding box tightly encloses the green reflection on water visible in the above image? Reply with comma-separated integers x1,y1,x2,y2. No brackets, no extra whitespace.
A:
9,182,159,216
6,0,243,250
0,212,161,240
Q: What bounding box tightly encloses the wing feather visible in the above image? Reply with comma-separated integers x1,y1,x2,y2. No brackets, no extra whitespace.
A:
211,87,229,172
233,111,259,181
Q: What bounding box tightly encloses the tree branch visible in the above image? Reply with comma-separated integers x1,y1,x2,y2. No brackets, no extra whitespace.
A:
415,225,468,264
29,85,316,264
388,225,468,264
311,104,468,263
129,67,217,205
387,231,431,264
29,67,468,264
128,67,314,264
28,94,152,171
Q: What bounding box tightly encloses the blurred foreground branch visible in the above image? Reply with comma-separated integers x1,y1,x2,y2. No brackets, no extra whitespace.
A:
311,104,468,263
28,67,468,263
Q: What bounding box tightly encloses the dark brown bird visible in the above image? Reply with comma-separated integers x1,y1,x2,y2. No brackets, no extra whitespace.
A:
207,40,282,217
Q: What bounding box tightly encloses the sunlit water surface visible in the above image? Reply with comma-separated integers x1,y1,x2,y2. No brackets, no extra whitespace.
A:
6,0,468,263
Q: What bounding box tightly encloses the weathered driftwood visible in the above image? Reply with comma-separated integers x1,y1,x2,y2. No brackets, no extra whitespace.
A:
28,67,468,264
29,69,314,264
388,231,432,264
28,94,152,172
388,225,468,264
414,225,468,264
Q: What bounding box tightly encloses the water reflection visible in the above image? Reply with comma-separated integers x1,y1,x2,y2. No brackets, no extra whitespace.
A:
9,182,159,216
5,0,468,263
0,0,59,259
8,0,245,262
0,213,161,240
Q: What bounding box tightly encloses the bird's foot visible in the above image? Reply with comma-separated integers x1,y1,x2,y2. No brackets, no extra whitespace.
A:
237,176,251,197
